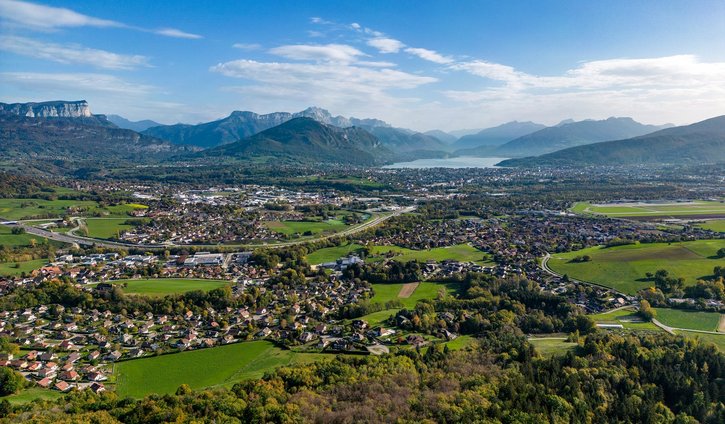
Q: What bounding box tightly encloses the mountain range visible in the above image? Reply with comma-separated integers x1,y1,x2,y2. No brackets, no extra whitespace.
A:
107,115,162,132
498,115,725,167
199,117,392,166
0,101,188,163
452,121,546,151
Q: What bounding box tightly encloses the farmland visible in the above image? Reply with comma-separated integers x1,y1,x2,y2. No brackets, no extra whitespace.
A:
548,240,725,294
114,341,329,398
696,220,725,233
104,279,230,296
572,200,725,218
360,281,462,325
0,224,39,247
266,218,349,236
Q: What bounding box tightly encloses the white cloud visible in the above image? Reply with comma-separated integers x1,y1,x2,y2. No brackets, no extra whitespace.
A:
367,37,405,54
404,47,453,64
233,43,262,50
155,28,202,39
211,59,436,120
0,35,149,70
268,43,366,63
0,72,154,95
0,0,123,29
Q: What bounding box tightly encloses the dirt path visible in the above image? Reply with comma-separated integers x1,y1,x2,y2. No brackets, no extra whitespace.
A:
718,314,725,333
398,282,420,298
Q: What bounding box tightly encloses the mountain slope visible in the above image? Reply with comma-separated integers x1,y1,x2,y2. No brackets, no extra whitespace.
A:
452,121,546,151
107,114,162,132
498,115,725,167
199,117,392,165
0,111,187,163
493,117,670,157
143,107,392,149
424,130,457,144
363,126,449,153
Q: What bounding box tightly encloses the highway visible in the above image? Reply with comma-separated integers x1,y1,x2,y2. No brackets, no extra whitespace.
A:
4,206,415,251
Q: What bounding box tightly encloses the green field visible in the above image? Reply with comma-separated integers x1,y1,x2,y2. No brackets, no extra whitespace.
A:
107,279,230,296
0,224,40,247
572,201,725,218
2,387,63,405
443,335,476,350
0,198,146,220
529,337,577,357
589,307,661,331
370,243,490,264
360,281,463,326
267,219,349,236
0,258,48,276
548,240,725,294
677,331,725,351
307,243,364,264
697,220,725,233
115,341,329,398
83,218,137,239
653,308,722,332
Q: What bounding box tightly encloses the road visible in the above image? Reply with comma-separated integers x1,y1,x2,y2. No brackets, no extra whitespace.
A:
4,206,415,251
540,252,629,297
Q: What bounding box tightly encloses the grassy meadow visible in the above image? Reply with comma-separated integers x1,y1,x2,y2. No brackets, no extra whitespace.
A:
0,258,48,276
528,337,578,357
589,307,661,331
105,279,230,296
114,341,329,398
307,243,364,264
572,201,725,218
653,308,722,332
0,198,147,220
369,243,491,264
548,240,725,294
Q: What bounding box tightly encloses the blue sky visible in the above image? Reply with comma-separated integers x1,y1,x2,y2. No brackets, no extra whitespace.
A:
1,0,724,131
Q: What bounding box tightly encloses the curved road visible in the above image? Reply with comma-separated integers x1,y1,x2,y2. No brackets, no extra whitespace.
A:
5,206,415,251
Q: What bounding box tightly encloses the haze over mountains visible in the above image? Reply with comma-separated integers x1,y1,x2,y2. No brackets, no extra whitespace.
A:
1,100,723,168
498,115,725,167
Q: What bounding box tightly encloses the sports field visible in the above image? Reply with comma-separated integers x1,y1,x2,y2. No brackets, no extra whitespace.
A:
548,240,725,294
370,243,490,264
114,341,329,398
0,198,147,220
107,279,230,296
653,308,722,332
307,243,364,264
572,200,725,218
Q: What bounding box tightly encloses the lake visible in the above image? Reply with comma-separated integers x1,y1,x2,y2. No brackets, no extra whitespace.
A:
382,156,509,169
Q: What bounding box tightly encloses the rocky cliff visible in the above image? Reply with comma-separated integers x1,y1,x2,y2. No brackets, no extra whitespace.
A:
0,100,93,118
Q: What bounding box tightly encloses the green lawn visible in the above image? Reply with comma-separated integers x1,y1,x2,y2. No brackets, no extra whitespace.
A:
370,243,491,264
267,219,349,236
371,281,462,308
114,341,330,398
443,335,476,350
548,240,725,294
106,279,230,296
697,220,725,233
2,387,63,405
307,243,364,264
677,331,725,351
529,337,577,357
589,307,661,331
0,258,48,276
84,218,139,239
0,198,146,220
0,224,40,247
572,201,725,217
653,308,722,332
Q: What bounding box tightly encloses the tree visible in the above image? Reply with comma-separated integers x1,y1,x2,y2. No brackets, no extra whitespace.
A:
0,366,24,396
638,300,656,321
